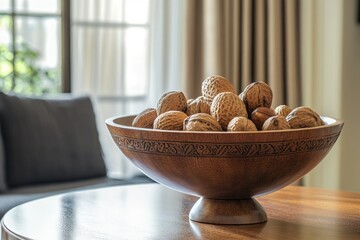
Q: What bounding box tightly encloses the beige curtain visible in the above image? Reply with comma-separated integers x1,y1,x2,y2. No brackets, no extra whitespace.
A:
180,0,301,108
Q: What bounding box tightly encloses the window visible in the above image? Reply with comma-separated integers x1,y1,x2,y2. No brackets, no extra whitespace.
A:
71,0,151,177
0,0,61,94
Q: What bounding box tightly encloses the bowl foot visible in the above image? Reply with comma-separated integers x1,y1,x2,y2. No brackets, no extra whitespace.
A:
189,197,267,225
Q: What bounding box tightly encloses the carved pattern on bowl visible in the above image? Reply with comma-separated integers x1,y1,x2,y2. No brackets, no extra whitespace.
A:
111,133,339,158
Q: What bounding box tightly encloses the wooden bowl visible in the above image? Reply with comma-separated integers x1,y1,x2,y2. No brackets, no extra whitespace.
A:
106,116,343,225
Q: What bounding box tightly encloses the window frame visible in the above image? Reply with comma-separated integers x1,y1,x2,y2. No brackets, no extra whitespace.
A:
61,0,71,93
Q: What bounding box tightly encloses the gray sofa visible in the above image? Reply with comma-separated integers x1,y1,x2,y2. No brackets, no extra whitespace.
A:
0,92,153,218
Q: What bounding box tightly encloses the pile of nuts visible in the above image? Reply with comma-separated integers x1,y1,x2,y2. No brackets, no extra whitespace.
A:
132,75,325,131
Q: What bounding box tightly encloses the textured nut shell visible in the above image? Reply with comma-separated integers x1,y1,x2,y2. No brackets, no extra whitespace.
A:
262,115,291,131
210,92,248,130
183,113,222,131
203,97,213,106
157,91,187,115
186,96,211,116
153,111,188,130
240,81,273,115
227,117,257,131
132,108,157,128
275,105,292,117
201,75,236,101
286,106,325,129
251,107,276,130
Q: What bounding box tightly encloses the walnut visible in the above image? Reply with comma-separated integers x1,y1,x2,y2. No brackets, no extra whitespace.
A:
201,75,236,102
251,107,276,130
186,96,211,116
227,117,257,131
132,108,157,128
157,91,187,115
183,113,222,131
210,92,248,130
286,106,325,129
240,81,273,115
274,105,292,117
262,115,291,131
153,111,188,130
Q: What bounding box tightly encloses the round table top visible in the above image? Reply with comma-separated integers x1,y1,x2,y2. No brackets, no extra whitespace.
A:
2,183,360,239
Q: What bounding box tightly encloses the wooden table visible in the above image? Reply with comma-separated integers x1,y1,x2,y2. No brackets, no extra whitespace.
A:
1,183,360,239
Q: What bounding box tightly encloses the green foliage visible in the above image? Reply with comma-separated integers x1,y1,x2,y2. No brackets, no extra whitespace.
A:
0,17,60,95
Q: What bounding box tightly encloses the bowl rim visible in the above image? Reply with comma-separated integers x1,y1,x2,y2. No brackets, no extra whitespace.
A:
105,115,344,135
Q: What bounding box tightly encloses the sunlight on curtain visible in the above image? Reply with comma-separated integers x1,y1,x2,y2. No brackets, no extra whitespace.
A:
150,0,182,99
71,0,151,178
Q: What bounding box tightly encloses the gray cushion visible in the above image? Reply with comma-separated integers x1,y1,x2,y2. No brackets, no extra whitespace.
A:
0,93,107,188
0,127,7,192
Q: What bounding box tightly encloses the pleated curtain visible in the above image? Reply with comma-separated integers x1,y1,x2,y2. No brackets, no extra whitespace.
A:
180,0,301,108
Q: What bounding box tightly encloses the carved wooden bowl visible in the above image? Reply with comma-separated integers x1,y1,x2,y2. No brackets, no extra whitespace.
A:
106,116,343,225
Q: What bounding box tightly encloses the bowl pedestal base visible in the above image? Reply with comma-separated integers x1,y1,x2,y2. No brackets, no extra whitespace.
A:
189,197,267,225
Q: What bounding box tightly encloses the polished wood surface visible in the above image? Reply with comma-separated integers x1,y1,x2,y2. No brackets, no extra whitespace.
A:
2,184,360,240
